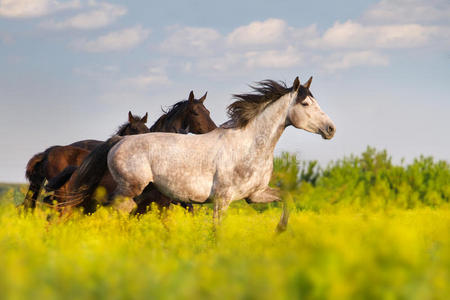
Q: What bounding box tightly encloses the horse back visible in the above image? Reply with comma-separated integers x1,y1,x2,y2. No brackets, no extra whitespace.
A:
70,139,102,151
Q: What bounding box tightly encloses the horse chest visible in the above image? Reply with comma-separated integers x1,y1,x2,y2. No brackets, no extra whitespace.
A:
233,161,268,183
214,158,272,200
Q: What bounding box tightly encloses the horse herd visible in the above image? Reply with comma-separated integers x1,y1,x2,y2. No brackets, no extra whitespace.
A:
22,76,335,225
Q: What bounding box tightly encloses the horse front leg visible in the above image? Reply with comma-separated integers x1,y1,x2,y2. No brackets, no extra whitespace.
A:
247,187,289,233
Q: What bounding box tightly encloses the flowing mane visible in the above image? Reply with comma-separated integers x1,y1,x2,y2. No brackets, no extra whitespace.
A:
227,80,292,128
150,100,189,132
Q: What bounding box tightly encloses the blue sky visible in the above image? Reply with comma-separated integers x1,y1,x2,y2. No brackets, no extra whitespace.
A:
0,0,449,182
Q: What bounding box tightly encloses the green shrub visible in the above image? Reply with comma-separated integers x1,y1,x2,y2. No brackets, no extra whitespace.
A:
271,147,449,211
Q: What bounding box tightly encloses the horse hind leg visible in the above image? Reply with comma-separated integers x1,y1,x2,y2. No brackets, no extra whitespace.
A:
180,202,194,213
108,157,153,214
246,187,281,203
111,181,148,214
23,179,45,209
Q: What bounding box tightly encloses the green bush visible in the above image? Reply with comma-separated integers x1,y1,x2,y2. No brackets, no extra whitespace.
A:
272,147,449,211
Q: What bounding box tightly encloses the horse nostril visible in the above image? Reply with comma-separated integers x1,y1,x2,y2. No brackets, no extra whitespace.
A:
327,125,335,134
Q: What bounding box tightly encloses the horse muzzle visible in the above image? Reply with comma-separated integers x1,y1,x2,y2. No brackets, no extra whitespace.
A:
319,123,336,140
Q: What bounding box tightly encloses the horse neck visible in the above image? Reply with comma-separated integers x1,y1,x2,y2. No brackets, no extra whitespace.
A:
244,92,293,153
151,108,187,133
149,115,166,132
116,124,130,136
169,109,188,132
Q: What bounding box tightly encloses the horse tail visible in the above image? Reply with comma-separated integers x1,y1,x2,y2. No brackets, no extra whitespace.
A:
45,166,78,192
68,136,123,205
23,151,48,208
25,152,45,182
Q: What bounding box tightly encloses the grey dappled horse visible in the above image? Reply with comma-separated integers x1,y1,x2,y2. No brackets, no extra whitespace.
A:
73,77,335,222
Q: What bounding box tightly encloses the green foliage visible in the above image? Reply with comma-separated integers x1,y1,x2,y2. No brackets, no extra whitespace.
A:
272,147,450,211
0,184,27,206
0,183,25,202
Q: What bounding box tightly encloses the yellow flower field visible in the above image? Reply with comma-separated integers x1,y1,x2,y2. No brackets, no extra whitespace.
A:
0,203,448,300
1,149,448,299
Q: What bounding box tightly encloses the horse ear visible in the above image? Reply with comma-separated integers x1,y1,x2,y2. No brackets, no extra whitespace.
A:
199,92,207,103
293,76,300,91
141,112,148,123
188,91,195,102
304,76,313,89
128,111,133,123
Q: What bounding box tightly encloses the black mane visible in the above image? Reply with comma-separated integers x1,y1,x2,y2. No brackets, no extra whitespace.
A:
149,100,189,132
115,114,143,136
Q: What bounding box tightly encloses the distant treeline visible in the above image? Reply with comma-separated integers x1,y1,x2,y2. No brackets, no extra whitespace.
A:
272,147,450,211
0,183,24,201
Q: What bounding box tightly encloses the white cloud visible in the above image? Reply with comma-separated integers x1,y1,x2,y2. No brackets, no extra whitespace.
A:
245,47,303,69
159,20,302,72
41,1,126,30
311,20,444,49
121,66,170,89
160,26,222,57
73,26,150,52
158,14,449,75
189,48,303,73
122,73,170,88
363,0,450,24
321,51,389,72
0,0,80,18
226,18,288,47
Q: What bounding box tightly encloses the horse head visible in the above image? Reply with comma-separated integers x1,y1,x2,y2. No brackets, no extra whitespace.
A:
287,77,335,139
184,91,217,134
119,111,150,136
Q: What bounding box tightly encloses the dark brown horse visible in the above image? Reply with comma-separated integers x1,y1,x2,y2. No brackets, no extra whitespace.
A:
46,91,217,214
150,91,215,133
23,111,149,209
